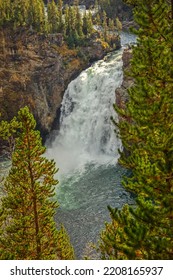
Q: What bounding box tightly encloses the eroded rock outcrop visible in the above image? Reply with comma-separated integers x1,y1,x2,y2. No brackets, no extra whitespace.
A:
115,48,133,122
0,27,120,141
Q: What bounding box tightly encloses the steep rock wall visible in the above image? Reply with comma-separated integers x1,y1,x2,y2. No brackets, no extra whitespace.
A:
115,48,133,122
0,28,120,141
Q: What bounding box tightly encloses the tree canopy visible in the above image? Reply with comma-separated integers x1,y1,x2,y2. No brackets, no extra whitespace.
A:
99,0,173,259
0,0,121,48
0,107,75,259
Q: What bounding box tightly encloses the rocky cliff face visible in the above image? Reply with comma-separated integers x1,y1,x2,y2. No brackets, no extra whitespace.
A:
115,48,133,122
0,27,120,141
115,48,133,158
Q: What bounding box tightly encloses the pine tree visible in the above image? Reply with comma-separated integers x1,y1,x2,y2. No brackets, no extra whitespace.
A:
99,0,131,20
99,0,173,259
74,2,84,38
47,0,60,33
95,13,101,26
12,0,29,27
0,115,20,154
115,17,122,33
69,5,77,34
0,0,12,26
83,10,94,36
94,0,100,13
0,116,19,196
0,107,74,259
64,4,70,36
57,224,75,260
108,18,115,32
57,0,63,31
27,0,46,32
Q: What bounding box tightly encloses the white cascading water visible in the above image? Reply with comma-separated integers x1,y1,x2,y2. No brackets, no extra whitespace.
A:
46,35,136,258
47,50,123,175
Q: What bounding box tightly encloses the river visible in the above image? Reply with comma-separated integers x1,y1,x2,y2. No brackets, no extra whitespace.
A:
46,33,136,259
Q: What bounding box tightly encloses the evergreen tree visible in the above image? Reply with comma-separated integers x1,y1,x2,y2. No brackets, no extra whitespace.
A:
0,115,20,188
57,0,63,31
99,0,132,20
94,0,100,13
0,115,20,158
27,0,46,32
64,4,70,36
108,18,115,32
69,5,76,34
0,107,74,259
83,10,93,36
95,12,101,26
115,17,122,33
57,224,75,260
0,0,47,31
12,0,29,27
47,0,60,33
99,0,173,259
62,1,84,47
74,2,84,38
0,0,12,26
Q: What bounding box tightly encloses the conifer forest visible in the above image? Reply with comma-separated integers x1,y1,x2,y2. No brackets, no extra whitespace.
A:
0,0,173,260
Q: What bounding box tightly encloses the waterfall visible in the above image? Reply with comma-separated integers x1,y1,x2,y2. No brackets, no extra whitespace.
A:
47,50,123,174
46,34,136,258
